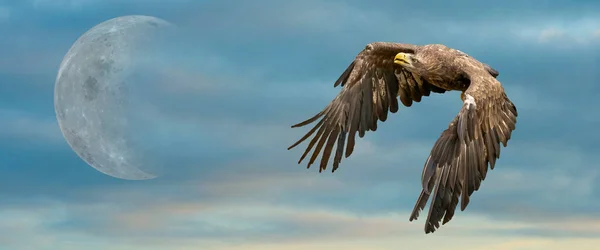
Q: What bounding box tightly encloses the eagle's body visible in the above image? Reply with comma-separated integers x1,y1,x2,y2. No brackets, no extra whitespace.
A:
288,42,518,234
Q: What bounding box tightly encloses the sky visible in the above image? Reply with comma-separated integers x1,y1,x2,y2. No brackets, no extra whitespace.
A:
1,0,600,249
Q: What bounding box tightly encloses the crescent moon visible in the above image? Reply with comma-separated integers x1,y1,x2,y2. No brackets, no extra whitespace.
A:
54,15,174,180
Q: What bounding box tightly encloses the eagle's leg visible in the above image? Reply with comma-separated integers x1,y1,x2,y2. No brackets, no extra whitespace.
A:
460,91,465,101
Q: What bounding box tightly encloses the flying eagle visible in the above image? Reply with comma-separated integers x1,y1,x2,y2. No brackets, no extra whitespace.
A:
288,42,518,233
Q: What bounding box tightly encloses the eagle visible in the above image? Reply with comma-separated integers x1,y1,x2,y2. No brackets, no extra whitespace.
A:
288,42,518,234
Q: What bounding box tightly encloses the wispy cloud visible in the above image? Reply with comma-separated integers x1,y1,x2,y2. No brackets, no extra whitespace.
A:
0,6,9,21
535,18,600,45
2,196,600,250
0,108,62,142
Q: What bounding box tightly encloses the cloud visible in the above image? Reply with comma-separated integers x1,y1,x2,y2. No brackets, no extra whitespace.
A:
30,0,93,9
2,190,600,250
1,0,600,248
0,6,9,21
0,108,62,143
27,0,172,9
172,0,600,52
536,19,600,45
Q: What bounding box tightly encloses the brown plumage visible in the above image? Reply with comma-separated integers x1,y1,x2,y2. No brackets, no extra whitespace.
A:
287,42,518,234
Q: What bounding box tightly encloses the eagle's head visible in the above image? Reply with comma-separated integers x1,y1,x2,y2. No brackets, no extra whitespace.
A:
393,52,420,71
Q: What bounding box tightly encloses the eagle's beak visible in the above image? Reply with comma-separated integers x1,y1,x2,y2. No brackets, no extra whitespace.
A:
394,53,411,65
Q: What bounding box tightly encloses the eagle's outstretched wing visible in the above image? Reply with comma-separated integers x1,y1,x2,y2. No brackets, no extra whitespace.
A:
288,42,446,172
409,72,518,233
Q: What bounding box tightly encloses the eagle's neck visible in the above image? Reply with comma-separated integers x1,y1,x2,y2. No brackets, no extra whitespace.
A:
418,64,471,91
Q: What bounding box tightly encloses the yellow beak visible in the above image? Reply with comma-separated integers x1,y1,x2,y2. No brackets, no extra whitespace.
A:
394,53,410,65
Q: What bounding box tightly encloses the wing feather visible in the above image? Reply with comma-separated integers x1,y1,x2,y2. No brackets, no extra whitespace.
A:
288,42,446,172
409,73,518,233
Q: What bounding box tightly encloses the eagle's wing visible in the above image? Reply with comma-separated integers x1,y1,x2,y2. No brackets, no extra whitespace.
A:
483,63,499,77
288,42,446,172
409,72,518,233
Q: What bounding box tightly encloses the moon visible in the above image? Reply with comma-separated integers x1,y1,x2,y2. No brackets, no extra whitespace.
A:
54,15,175,180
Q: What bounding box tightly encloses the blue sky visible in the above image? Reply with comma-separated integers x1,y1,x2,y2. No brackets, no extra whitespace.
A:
1,0,600,249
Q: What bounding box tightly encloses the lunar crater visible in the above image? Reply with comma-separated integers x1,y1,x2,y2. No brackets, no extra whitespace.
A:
83,76,99,101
